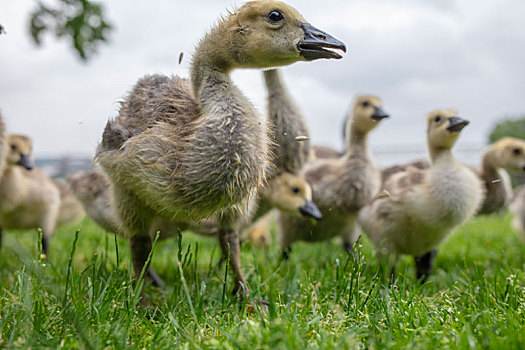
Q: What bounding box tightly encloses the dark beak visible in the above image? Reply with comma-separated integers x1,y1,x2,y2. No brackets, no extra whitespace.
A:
298,23,346,61
447,117,469,132
372,106,390,121
299,199,323,220
18,153,34,170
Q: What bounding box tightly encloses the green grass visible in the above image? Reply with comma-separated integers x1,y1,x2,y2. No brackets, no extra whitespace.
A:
1,213,524,349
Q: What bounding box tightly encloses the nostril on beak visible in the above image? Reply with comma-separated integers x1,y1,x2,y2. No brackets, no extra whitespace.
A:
317,34,326,40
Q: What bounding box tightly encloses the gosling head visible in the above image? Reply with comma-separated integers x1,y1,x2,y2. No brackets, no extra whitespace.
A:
7,134,34,170
426,109,469,150
345,95,389,138
488,137,525,174
266,172,322,220
219,0,346,69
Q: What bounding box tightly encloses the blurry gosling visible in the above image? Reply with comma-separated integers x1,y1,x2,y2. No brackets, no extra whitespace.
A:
67,170,118,233
244,172,321,247
54,181,85,227
263,69,311,176
244,68,319,248
258,172,320,221
0,135,60,255
279,95,389,258
381,137,525,215
477,137,525,214
359,109,484,282
246,68,321,238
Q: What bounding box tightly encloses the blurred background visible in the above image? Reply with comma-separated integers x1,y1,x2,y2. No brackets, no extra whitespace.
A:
1,0,525,177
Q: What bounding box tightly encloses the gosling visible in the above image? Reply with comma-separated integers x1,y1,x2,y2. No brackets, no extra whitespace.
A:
477,137,525,214
0,135,59,255
240,68,322,247
359,109,484,282
279,96,389,258
68,170,119,233
381,137,525,215
95,1,345,302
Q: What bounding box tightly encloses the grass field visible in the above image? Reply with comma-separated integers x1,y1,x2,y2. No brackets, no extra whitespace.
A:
1,213,524,349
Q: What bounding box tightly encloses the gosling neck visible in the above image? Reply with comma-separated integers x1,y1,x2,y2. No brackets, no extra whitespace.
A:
345,126,369,155
264,69,292,128
481,147,501,181
428,145,454,165
264,69,288,99
190,25,235,98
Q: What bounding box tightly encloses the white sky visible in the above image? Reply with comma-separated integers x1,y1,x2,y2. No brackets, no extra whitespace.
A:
1,0,525,163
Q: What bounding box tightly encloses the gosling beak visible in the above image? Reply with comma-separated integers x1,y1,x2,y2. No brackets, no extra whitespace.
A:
18,153,34,170
447,117,470,132
298,23,346,61
299,199,323,220
372,106,390,121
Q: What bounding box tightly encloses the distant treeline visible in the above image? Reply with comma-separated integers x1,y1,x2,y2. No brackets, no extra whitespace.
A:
490,116,525,143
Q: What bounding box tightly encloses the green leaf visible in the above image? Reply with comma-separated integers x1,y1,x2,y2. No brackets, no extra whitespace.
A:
28,0,112,61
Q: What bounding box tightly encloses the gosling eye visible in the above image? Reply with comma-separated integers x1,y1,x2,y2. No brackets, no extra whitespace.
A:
434,116,442,122
291,186,300,194
513,148,522,155
10,144,16,151
267,10,285,23
362,101,370,108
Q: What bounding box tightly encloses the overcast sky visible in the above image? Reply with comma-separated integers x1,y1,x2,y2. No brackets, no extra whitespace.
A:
1,0,525,166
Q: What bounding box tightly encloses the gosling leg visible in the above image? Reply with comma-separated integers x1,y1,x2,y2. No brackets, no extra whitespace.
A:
280,230,293,260
342,215,359,256
389,255,399,286
113,187,159,307
414,249,437,284
218,228,247,296
281,246,291,260
389,265,396,285
41,234,49,257
130,235,154,306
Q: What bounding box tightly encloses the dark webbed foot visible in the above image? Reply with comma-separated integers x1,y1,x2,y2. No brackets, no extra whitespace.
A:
281,246,291,260
414,249,437,284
